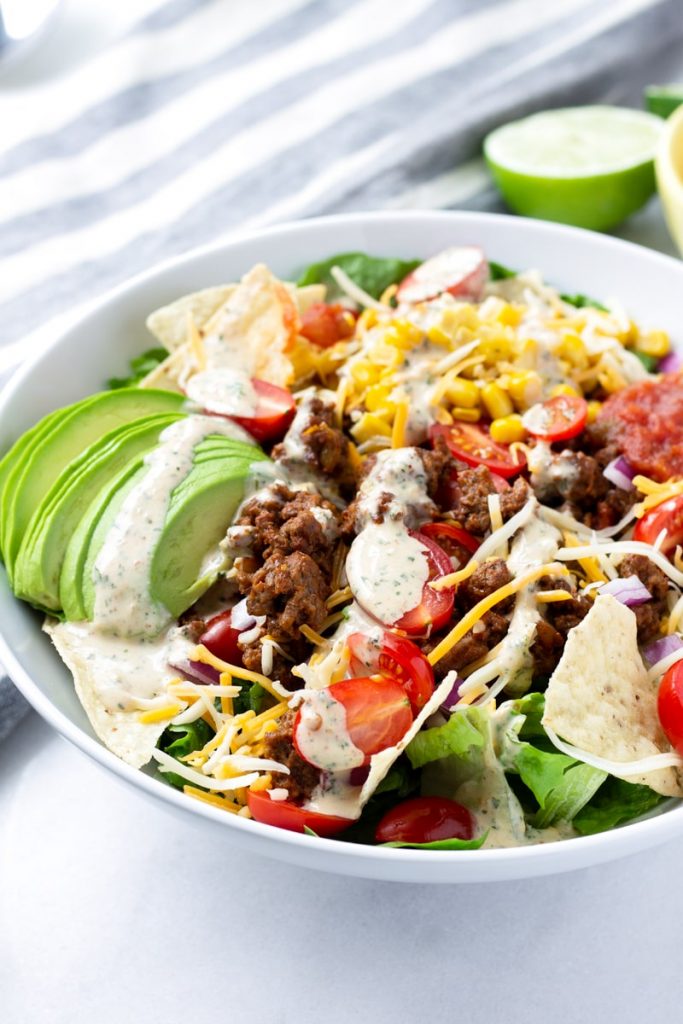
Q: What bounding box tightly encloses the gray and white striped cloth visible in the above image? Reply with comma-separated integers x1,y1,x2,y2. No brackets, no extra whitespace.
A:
1,0,682,739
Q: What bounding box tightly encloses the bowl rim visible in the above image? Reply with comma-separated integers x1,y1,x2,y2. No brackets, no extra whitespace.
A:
3,208,683,875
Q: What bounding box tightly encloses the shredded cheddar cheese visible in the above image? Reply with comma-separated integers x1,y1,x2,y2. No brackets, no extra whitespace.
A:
191,645,287,701
430,559,480,591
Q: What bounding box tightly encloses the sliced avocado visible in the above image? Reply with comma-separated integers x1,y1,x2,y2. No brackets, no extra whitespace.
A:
150,447,269,618
14,412,185,611
60,457,147,621
2,388,185,576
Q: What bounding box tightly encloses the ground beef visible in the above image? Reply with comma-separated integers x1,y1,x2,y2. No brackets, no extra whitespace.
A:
529,443,636,529
530,619,566,678
457,559,513,611
537,576,592,636
425,610,510,680
418,435,457,501
272,395,356,494
261,709,320,804
240,640,306,692
617,553,670,644
448,466,529,536
246,550,330,643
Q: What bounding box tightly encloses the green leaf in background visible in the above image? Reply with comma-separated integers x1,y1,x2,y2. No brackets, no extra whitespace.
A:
158,718,213,790
374,758,417,798
574,777,667,836
644,84,683,119
380,833,487,851
108,347,168,389
633,350,659,373
297,252,420,300
559,292,608,312
303,825,320,837
488,260,517,280
233,681,268,717
406,707,485,769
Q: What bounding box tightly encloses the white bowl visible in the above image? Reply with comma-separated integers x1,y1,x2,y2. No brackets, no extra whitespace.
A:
2,210,682,883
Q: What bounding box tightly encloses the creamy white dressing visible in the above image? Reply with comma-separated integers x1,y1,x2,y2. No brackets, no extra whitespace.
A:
273,388,344,504
291,689,365,773
185,368,258,417
388,339,446,444
355,447,434,528
293,602,382,691
92,415,250,638
507,514,561,576
53,619,194,712
346,520,429,625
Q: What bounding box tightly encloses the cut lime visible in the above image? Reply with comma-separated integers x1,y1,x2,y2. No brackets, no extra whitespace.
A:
484,106,663,231
645,85,683,119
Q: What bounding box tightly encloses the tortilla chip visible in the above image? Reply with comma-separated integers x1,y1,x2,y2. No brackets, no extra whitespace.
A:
146,286,237,351
139,347,185,392
44,619,189,769
543,594,683,797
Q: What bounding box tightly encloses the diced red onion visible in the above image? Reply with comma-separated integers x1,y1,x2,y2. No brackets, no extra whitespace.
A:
440,676,465,714
658,351,683,374
600,576,652,607
643,634,683,666
169,658,221,685
603,456,636,491
349,765,371,786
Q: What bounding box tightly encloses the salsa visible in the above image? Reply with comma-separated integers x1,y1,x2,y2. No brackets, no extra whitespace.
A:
600,374,683,481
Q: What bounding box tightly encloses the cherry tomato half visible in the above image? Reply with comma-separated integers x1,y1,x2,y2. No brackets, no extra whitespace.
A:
392,531,455,636
396,247,488,304
199,610,243,665
375,796,475,845
328,676,413,760
247,790,353,836
633,493,683,557
658,660,683,756
420,521,480,570
525,394,587,443
299,302,356,348
347,631,435,713
429,423,525,478
230,379,296,444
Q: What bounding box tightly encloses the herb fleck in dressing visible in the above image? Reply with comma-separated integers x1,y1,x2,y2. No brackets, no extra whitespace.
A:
92,415,249,638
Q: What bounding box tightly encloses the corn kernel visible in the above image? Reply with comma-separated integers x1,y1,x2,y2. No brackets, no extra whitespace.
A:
586,400,602,424
350,361,381,387
451,406,481,423
478,336,513,363
351,413,392,443
507,371,543,410
433,406,454,425
427,324,453,347
496,303,523,327
490,414,526,444
384,321,422,350
357,309,378,331
480,382,514,419
444,377,480,409
560,333,589,369
636,330,670,359
441,305,478,333
549,383,580,398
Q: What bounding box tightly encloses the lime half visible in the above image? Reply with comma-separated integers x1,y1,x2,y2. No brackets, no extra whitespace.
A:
484,106,663,231
645,85,683,119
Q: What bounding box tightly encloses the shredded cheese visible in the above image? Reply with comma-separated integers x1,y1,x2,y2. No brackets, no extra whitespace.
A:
667,594,683,635
427,562,568,666
647,647,683,682
633,475,683,518
536,590,573,604
138,702,183,724
430,559,480,592
152,748,259,791
191,645,288,700
544,726,683,775
183,786,242,813
468,499,535,566
300,624,328,646
561,531,607,583
556,540,683,588
326,585,353,609
391,398,409,449
330,265,388,311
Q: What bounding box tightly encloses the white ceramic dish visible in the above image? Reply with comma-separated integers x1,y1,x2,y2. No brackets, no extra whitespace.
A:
2,210,682,883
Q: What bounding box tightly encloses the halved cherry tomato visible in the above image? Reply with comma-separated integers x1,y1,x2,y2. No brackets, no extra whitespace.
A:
392,531,455,636
299,302,356,348
199,610,243,665
429,423,525,478
375,796,475,844
396,247,488,304
525,394,587,443
230,379,296,443
247,790,353,836
420,522,480,570
658,660,683,755
633,493,683,557
347,632,435,713
299,676,413,764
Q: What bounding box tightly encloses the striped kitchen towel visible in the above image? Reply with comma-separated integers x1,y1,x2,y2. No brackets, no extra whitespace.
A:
1,0,682,738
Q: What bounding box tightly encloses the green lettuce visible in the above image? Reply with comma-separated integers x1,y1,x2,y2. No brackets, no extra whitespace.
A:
233,681,268,717
108,347,168,389
158,719,213,789
488,260,517,280
380,835,487,850
297,252,420,300
406,708,485,769
574,778,667,836
559,292,608,312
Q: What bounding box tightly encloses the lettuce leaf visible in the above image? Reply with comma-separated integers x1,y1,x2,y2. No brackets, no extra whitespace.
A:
297,252,420,300
406,708,485,769
573,778,667,835
559,292,608,312
158,719,213,790
108,347,168,389
380,834,487,850
233,681,268,716
488,260,517,280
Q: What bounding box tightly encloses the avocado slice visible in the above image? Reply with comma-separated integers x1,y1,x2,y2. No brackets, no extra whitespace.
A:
149,446,269,618
2,388,185,576
14,412,186,611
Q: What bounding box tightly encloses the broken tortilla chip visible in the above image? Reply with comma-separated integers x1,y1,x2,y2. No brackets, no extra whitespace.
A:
146,285,237,351
543,594,683,797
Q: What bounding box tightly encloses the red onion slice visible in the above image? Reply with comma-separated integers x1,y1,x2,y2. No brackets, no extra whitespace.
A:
169,659,221,685
600,576,652,607
440,676,465,714
603,455,635,491
658,351,683,374
643,634,683,665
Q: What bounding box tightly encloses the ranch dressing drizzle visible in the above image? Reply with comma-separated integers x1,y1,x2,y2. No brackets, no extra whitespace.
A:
291,689,365,773
185,368,258,417
92,415,250,639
